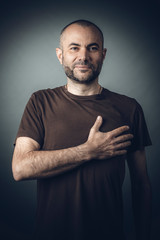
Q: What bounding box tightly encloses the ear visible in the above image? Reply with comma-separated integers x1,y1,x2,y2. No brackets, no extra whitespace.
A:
56,48,63,65
102,48,107,61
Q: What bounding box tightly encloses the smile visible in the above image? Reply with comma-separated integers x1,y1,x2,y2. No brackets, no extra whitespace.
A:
74,65,91,69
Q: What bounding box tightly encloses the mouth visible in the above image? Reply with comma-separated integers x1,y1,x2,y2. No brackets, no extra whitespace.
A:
74,65,91,70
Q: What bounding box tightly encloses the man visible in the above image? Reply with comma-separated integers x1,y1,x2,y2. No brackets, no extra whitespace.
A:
12,20,152,240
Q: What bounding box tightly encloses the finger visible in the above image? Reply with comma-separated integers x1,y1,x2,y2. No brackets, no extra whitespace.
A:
109,126,130,138
91,116,103,132
113,149,127,156
114,141,132,150
112,134,133,144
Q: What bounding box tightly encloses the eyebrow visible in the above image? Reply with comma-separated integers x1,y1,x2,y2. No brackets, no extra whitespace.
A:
68,43,80,47
68,42,100,48
87,43,100,48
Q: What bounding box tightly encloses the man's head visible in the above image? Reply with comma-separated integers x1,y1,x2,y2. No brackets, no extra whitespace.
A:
60,20,104,50
56,20,107,84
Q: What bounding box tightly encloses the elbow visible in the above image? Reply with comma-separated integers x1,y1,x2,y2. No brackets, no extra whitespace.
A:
12,164,22,181
12,160,25,181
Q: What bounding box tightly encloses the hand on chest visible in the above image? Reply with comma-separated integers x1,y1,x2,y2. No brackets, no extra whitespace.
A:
42,99,130,150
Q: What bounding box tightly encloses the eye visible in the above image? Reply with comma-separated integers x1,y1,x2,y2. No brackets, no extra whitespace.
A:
89,46,99,52
70,47,79,51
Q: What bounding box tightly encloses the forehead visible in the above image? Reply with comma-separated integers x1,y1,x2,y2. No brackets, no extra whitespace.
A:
60,24,103,48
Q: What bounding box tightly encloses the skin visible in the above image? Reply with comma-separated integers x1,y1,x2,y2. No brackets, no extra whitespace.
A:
12,116,132,179
12,23,151,240
56,24,107,95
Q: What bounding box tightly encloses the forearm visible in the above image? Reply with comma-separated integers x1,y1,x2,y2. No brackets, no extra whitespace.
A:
13,119,133,181
13,143,90,181
132,183,152,240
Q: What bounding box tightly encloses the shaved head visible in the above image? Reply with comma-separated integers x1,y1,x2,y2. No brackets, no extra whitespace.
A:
56,19,106,85
60,19,104,49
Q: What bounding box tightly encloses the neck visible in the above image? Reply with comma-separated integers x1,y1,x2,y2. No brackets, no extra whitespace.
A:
66,79,102,96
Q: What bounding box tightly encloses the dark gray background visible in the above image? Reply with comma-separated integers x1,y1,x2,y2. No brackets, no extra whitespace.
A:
0,0,159,239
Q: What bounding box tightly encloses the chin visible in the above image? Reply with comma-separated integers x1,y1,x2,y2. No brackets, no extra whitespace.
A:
71,77,97,84
65,68,99,84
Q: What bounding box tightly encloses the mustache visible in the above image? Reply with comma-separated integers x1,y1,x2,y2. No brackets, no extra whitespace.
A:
73,61,93,69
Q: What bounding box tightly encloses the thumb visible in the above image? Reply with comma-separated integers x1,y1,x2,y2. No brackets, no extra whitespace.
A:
91,116,103,132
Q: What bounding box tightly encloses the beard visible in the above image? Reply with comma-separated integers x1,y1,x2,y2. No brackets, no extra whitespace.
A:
62,59,103,84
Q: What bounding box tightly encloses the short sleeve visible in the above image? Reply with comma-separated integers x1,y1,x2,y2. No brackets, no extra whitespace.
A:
15,93,44,146
128,101,152,152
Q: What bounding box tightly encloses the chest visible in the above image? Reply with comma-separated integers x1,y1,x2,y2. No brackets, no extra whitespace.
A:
41,98,130,150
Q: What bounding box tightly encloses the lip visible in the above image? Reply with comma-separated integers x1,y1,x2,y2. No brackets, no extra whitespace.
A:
75,65,90,69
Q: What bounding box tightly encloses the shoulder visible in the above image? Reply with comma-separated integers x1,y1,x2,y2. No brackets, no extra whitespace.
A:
24,86,64,113
29,86,64,103
32,86,63,99
103,88,140,110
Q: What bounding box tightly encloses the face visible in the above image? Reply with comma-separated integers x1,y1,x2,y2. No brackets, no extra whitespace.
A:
56,24,106,84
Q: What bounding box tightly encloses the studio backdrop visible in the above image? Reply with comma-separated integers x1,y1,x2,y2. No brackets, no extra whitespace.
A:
0,1,159,239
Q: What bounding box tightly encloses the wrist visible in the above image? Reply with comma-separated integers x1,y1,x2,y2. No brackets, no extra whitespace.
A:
75,143,92,162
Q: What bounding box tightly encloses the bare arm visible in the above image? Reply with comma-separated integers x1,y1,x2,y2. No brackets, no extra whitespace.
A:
12,116,133,181
12,136,90,180
127,149,152,240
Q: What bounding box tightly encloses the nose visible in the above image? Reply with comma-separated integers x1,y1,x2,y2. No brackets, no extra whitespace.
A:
78,47,89,61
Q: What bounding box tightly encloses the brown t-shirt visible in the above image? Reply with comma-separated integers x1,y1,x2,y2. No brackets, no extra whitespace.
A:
16,86,152,240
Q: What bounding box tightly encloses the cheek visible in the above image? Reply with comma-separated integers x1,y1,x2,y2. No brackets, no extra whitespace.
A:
95,55,104,65
63,56,72,67
63,52,76,62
